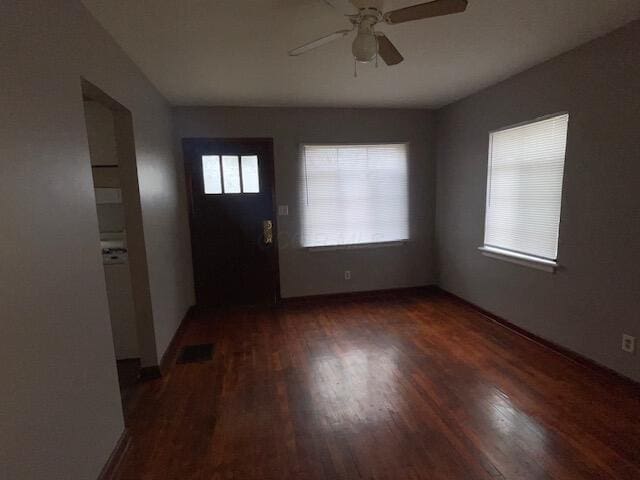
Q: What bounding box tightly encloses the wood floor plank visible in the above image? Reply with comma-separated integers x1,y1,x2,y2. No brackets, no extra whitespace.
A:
115,291,640,480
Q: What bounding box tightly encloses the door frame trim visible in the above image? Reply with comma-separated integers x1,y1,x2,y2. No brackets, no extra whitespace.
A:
182,137,281,305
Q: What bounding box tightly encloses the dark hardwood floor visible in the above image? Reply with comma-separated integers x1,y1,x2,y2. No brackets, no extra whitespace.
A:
115,290,640,479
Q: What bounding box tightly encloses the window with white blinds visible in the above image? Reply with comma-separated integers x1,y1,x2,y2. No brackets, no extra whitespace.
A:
301,143,409,248
484,113,569,261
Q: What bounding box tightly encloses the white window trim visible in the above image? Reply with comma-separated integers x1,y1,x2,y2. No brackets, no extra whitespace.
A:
307,240,407,252
489,111,569,135
478,246,558,273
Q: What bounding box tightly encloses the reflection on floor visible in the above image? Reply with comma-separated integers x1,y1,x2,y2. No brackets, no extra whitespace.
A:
113,290,640,480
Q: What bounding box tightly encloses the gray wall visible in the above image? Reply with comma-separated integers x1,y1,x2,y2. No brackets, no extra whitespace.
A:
173,107,436,298
1,0,193,478
435,20,640,382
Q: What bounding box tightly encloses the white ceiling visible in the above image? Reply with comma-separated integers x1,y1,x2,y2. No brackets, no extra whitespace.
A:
82,0,640,108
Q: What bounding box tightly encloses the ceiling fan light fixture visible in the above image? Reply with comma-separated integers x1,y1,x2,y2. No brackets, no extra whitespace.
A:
351,23,378,63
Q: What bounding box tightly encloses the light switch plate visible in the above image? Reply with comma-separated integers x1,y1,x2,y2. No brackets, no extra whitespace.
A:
278,205,289,216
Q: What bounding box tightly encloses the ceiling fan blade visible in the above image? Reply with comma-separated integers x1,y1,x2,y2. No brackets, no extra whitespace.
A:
376,33,404,66
384,0,468,25
288,29,352,56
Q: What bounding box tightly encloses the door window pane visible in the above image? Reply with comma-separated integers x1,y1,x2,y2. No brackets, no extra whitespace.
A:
202,155,222,194
221,155,241,193
241,155,260,193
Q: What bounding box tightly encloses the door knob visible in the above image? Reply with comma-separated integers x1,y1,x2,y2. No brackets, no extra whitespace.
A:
263,220,273,245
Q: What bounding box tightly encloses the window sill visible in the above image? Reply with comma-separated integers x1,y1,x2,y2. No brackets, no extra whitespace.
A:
478,246,558,273
306,240,407,252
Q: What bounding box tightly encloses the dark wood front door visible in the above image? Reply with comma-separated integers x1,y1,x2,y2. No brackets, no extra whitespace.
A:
183,138,279,306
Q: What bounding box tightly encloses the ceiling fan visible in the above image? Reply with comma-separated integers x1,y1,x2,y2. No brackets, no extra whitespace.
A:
289,0,468,68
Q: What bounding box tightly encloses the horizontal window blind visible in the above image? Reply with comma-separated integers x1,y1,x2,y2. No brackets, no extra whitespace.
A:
301,144,409,248
484,114,569,260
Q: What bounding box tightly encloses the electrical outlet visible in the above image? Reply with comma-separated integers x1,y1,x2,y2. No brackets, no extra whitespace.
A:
344,270,351,280
622,334,636,354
